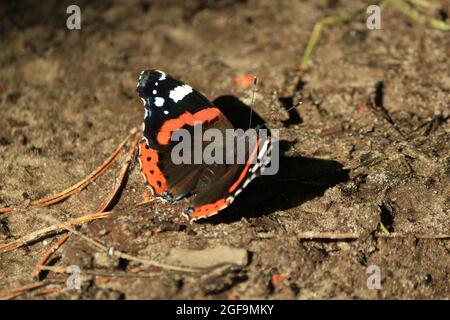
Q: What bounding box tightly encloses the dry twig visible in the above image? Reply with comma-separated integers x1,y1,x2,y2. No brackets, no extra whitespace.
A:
0,132,136,217
33,132,141,276
0,211,110,253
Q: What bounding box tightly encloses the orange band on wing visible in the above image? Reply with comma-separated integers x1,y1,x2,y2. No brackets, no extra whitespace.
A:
156,107,221,145
139,140,167,195
190,140,263,220
228,140,260,193
189,198,229,220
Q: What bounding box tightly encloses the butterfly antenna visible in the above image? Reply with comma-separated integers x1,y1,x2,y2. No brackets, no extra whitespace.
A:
249,76,257,129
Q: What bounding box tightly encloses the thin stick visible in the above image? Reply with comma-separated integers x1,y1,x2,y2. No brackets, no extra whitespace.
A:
34,214,201,273
33,234,72,278
96,132,141,212
300,4,376,70
135,197,156,207
299,0,448,70
34,132,141,276
116,251,201,273
40,265,160,278
389,0,450,31
291,231,450,240
33,287,61,297
0,281,62,300
0,132,135,216
31,133,134,207
57,221,201,273
0,281,48,300
0,293,23,300
0,211,110,254
294,231,359,240
0,207,13,214
376,233,450,239
35,132,194,275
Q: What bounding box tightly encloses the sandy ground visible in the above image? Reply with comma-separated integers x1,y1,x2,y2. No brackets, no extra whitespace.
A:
0,0,449,299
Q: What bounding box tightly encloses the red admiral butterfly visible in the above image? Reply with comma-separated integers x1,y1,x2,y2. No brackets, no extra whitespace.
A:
136,70,271,221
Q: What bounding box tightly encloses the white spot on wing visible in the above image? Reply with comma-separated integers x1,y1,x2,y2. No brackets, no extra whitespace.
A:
157,70,167,80
169,84,193,103
163,110,169,115
154,97,165,107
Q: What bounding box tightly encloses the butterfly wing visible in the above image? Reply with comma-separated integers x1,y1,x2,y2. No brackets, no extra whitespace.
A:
137,70,234,200
137,70,272,221
186,134,271,221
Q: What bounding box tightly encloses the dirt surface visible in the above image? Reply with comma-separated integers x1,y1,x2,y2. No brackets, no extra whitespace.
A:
0,0,449,299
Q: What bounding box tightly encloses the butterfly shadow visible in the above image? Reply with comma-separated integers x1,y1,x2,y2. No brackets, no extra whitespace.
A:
199,95,350,224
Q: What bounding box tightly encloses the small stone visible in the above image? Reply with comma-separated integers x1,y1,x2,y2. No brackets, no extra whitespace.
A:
167,245,248,268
